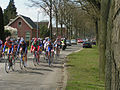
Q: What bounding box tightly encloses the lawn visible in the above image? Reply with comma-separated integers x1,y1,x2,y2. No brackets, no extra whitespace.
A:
66,46,105,90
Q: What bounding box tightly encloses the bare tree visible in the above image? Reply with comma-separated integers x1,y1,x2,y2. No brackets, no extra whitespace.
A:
28,0,54,39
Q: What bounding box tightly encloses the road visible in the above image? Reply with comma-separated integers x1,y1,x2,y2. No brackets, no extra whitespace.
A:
0,44,82,90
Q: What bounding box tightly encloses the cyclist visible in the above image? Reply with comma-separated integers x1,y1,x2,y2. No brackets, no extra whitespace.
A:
0,39,3,57
46,39,53,53
46,39,54,66
31,38,40,63
54,38,61,56
17,38,27,67
43,37,49,59
3,36,14,66
38,38,43,54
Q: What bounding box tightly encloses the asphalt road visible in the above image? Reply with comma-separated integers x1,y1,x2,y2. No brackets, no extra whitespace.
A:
0,44,82,90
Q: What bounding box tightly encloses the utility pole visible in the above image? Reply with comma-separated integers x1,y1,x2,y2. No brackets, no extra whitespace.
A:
37,12,39,38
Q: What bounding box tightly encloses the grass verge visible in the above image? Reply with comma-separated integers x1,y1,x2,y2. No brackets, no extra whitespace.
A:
66,46,105,90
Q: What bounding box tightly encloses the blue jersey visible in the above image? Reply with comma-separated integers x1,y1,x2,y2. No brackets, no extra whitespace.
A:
17,41,27,54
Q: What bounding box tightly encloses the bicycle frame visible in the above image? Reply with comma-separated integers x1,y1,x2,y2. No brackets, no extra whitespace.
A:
5,53,13,73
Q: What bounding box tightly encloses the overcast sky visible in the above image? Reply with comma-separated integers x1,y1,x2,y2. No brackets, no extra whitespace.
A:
0,0,49,22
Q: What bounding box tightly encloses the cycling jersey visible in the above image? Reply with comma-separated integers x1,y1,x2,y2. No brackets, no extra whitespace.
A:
31,41,40,52
46,42,53,52
13,43,18,53
3,41,14,54
44,41,49,50
17,41,27,54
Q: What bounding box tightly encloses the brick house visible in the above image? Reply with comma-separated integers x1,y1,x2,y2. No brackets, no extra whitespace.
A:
7,15,38,41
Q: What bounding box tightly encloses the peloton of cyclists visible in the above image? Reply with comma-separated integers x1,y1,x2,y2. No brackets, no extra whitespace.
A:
1,36,63,69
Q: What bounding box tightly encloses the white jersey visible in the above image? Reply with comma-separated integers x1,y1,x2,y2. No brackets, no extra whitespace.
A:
44,41,49,50
43,40,46,44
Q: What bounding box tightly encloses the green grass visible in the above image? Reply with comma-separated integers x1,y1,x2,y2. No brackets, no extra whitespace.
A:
66,46,105,90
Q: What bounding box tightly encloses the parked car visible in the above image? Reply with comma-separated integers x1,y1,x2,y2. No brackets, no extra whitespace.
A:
66,40,71,46
83,41,92,48
71,39,77,45
77,39,83,43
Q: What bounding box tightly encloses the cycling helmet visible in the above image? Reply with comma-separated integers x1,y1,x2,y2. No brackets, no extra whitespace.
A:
17,37,20,40
20,38,24,43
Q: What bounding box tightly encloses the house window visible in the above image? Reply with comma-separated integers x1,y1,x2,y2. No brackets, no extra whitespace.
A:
26,31,30,41
18,21,22,27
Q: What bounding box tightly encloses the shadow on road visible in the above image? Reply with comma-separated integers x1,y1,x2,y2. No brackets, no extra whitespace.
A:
40,64,63,69
27,67,53,72
14,69,44,75
0,58,6,63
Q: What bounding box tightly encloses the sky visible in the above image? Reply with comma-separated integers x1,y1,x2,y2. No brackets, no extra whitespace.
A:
0,0,49,22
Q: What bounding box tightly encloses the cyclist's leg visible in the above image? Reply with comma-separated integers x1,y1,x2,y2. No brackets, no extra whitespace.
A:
37,46,40,62
25,53,27,67
20,52,23,62
58,46,60,55
37,52,40,63
24,49,27,67
48,51,50,65
9,48,13,66
56,47,58,56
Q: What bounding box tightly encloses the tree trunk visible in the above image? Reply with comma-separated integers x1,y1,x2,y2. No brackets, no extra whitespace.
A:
84,28,85,39
60,23,63,37
99,0,111,80
56,12,58,36
66,26,69,39
50,0,53,39
0,7,5,41
95,19,99,45
106,0,120,89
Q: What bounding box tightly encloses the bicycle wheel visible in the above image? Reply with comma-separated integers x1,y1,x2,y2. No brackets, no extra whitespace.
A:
48,52,51,66
5,56,10,73
36,56,40,65
51,51,54,64
55,52,58,61
33,56,37,66
20,56,24,70
44,51,48,62
36,52,40,65
48,56,51,66
12,58,16,71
